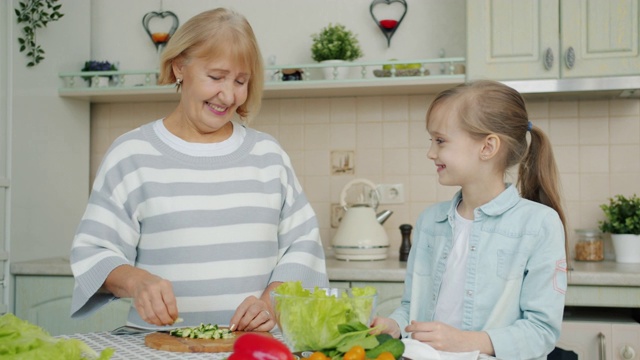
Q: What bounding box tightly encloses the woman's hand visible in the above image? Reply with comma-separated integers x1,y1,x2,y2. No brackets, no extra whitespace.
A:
405,320,494,354
103,265,179,326
229,295,275,332
370,317,401,339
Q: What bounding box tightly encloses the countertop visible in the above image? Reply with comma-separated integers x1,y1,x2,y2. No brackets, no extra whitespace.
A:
11,256,640,287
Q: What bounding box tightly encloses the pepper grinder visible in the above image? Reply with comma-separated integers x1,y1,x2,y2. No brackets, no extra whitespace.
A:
399,224,413,261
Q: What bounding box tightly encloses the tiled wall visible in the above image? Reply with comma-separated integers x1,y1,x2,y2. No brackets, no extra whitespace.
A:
90,96,640,261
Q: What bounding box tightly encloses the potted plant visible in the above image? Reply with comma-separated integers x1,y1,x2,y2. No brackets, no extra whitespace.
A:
81,60,118,87
599,194,640,263
310,23,363,80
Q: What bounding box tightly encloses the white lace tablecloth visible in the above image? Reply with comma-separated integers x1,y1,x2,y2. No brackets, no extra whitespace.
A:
61,332,244,360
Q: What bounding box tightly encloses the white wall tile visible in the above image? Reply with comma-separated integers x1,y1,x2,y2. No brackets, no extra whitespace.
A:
579,145,609,173
549,101,578,118
382,96,409,122
331,97,356,123
554,145,580,174
578,99,609,118
304,124,330,150
579,117,608,145
549,117,579,145
356,96,383,123
304,98,331,124
610,99,640,116
330,123,356,149
610,116,640,144
356,123,382,149
610,145,640,173
382,122,409,149
279,99,304,124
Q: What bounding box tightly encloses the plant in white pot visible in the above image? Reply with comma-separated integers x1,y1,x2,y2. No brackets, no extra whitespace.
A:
310,23,363,80
599,194,640,263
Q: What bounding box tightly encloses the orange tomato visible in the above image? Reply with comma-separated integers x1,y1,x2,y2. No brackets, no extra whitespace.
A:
308,352,329,360
375,351,396,360
343,345,365,360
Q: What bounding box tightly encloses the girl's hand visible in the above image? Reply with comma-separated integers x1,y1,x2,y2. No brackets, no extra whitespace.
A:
229,295,275,332
370,317,401,339
405,320,493,354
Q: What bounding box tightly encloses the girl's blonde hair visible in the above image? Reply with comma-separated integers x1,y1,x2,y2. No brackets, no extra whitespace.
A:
157,8,264,120
427,80,568,242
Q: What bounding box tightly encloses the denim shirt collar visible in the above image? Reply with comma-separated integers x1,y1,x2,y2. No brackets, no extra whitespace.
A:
434,183,520,223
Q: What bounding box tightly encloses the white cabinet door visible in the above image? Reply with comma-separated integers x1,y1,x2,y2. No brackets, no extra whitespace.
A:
467,0,640,81
612,323,640,360
557,317,640,360
14,276,130,336
352,282,404,318
467,0,560,81
560,0,640,78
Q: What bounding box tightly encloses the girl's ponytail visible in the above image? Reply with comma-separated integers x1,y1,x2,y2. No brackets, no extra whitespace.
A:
518,126,568,245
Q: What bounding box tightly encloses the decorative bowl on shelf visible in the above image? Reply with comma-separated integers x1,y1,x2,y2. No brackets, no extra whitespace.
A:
373,68,428,77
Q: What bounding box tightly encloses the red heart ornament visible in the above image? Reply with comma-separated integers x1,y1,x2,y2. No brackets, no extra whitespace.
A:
142,11,179,50
370,0,407,47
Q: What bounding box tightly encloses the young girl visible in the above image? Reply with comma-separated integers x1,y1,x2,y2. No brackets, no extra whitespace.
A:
372,80,568,360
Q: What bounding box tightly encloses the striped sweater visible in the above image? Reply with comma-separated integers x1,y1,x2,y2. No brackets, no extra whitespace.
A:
70,121,328,329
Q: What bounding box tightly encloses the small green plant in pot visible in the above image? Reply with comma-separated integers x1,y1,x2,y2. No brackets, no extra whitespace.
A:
599,194,640,263
311,23,363,80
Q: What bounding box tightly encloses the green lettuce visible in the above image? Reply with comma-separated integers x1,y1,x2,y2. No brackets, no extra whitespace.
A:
0,313,114,359
272,281,377,351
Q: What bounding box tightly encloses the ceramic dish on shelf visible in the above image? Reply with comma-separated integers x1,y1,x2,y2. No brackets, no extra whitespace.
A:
373,68,429,77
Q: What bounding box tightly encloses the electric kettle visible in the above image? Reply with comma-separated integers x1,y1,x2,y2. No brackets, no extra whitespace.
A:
332,178,392,260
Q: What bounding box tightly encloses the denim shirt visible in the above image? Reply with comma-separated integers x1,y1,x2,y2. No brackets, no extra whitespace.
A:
389,184,567,360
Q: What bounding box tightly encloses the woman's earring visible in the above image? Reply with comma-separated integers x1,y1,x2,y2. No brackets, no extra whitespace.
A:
176,78,182,86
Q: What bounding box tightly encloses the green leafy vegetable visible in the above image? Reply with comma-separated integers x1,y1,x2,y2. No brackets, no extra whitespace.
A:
0,313,114,359
272,281,377,351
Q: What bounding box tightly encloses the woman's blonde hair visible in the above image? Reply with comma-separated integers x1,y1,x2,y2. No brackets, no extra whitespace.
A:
427,80,568,243
157,8,264,120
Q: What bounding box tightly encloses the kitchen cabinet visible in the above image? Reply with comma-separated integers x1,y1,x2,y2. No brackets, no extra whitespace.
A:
467,0,640,81
555,308,640,359
14,275,129,336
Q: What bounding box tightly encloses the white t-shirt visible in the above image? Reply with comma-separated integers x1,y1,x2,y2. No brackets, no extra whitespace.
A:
433,208,472,328
154,119,246,156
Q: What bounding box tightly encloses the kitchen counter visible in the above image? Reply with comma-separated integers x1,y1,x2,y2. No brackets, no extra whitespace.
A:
12,256,640,287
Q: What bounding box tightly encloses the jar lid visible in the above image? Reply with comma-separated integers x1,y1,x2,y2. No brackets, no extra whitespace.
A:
575,229,601,235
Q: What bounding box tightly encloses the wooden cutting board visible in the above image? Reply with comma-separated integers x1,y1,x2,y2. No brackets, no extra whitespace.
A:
145,330,273,353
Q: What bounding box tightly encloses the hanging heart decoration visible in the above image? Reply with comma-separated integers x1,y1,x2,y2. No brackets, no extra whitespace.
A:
142,11,179,51
369,0,408,47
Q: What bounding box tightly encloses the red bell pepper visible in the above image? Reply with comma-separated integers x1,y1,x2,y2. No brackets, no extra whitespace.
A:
228,332,294,360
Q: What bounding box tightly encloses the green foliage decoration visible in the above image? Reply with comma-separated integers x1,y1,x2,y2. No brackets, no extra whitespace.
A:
599,194,640,235
14,0,64,67
310,23,363,62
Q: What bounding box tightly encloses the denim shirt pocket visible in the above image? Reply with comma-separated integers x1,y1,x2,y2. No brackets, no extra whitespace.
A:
496,249,527,280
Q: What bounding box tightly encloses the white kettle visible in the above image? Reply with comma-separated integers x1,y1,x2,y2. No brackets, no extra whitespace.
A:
332,179,392,261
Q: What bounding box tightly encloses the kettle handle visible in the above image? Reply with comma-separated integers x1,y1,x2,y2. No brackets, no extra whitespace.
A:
340,178,380,209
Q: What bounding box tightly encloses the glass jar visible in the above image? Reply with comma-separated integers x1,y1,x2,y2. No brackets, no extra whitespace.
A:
574,229,604,261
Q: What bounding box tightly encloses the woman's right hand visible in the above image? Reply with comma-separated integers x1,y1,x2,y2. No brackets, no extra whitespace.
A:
370,316,402,339
103,265,179,326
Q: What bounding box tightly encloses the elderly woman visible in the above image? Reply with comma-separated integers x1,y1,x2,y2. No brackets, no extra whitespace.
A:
70,8,328,332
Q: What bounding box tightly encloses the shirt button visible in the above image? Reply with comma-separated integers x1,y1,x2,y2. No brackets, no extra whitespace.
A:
470,246,476,251
466,290,473,297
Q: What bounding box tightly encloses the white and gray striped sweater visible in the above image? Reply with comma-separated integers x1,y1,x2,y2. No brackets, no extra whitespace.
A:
70,121,328,329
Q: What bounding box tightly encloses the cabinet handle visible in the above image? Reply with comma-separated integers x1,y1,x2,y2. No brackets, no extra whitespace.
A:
565,46,576,69
544,47,554,70
598,332,606,360
620,345,635,360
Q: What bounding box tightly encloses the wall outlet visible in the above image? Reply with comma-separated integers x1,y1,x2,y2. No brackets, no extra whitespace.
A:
377,184,405,204
331,203,346,228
